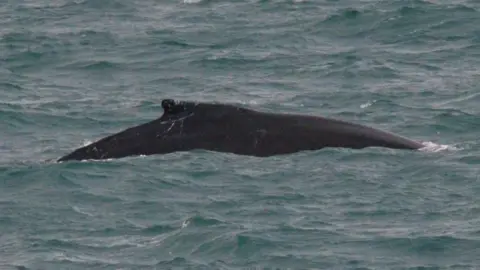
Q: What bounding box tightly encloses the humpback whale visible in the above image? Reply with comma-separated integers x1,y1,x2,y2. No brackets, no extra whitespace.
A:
57,99,423,162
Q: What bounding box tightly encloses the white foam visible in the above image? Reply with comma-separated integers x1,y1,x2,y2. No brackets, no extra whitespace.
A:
419,141,460,152
80,158,114,163
71,206,95,217
82,140,93,147
181,219,190,228
360,100,376,109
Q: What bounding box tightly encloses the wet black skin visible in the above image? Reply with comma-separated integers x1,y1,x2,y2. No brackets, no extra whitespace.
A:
57,99,423,162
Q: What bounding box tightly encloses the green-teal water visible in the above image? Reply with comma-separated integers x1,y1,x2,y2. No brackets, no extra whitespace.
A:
1,0,480,269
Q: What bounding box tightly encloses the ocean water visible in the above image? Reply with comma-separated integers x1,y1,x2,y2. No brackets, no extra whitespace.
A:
1,0,480,269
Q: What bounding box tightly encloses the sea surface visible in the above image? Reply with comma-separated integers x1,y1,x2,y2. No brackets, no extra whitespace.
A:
1,0,480,269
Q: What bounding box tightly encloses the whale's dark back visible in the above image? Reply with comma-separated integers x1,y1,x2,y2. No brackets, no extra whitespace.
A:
57,99,423,162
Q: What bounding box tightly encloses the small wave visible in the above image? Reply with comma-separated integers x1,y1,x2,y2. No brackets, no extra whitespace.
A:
419,141,460,152
323,8,362,24
142,224,177,234
12,265,29,270
46,252,121,266
195,56,269,68
162,40,191,48
155,257,194,268
0,82,23,90
183,0,203,4
431,92,480,108
186,215,223,227
360,100,376,109
78,60,121,70
31,234,146,252
373,234,478,254
71,206,95,217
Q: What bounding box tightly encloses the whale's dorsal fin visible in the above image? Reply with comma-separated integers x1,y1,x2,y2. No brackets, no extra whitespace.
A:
161,99,187,114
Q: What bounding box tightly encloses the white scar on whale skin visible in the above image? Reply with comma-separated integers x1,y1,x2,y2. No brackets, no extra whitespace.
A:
157,113,194,137
165,122,175,134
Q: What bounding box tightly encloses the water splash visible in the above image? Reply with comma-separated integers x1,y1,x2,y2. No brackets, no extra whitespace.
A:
360,100,376,109
419,141,460,152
